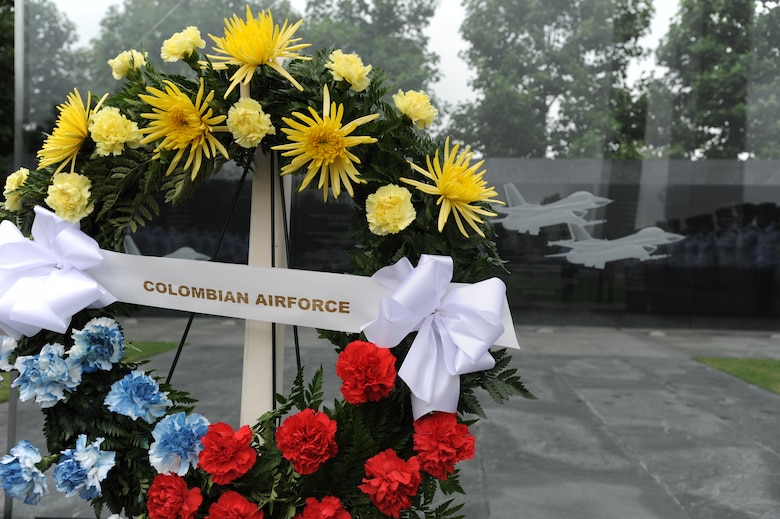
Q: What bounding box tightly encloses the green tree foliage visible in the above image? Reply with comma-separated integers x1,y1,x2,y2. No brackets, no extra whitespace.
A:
744,2,780,158
652,0,755,159
449,0,653,158
302,0,440,93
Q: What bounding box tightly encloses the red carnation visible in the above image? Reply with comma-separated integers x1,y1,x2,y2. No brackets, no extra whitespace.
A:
358,449,422,518
413,412,476,480
147,473,202,519
293,496,350,519
335,340,397,404
198,422,257,484
205,490,264,519
275,408,338,475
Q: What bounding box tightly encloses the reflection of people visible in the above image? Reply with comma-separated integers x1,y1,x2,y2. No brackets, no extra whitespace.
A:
735,203,758,270
696,215,718,269
560,263,578,302
683,214,717,269
665,218,686,267
714,206,738,268
753,202,780,316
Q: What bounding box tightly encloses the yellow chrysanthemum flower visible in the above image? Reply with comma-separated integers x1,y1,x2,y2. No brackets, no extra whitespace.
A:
207,6,311,97
272,86,379,202
3,167,30,212
401,138,503,238
139,79,230,180
37,89,107,174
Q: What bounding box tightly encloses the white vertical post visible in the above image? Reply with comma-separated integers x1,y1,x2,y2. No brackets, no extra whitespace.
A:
239,85,291,425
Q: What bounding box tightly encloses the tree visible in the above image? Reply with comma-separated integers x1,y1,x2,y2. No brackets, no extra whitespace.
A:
744,2,780,158
449,0,653,158
653,0,755,159
302,0,440,94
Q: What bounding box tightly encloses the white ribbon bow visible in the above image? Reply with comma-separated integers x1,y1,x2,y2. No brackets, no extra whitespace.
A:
0,206,116,339
362,254,506,419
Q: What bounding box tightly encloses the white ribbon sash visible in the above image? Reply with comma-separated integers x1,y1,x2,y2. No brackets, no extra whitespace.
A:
0,207,116,339
0,208,519,358
362,255,508,418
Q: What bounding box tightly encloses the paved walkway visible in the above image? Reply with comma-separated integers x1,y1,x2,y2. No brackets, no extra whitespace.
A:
3,317,780,518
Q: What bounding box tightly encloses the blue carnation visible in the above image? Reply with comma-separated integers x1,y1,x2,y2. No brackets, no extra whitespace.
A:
0,440,49,505
13,343,82,408
104,370,172,423
149,412,210,476
69,317,125,373
53,435,116,500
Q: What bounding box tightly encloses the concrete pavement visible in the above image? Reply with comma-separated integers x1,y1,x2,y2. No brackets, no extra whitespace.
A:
3,316,780,518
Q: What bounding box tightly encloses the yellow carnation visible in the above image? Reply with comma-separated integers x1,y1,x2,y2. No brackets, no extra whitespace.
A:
107,49,147,80
325,50,372,92
45,172,94,223
392,89,438,129
89,107,142,156
366,184,416,236
161,26,205,62
3,167,30,212
227,97,276,148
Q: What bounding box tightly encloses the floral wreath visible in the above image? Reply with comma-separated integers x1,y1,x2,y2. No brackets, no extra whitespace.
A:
0,6,532,519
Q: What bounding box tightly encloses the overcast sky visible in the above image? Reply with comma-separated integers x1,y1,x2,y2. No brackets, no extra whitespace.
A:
51,0,676,106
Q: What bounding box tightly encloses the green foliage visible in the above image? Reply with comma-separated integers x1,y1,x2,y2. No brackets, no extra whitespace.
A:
745,3,780,158
644,1,780,159
277,366,326,413
460,348,536,419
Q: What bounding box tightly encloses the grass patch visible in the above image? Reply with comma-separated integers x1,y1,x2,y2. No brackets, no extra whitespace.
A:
0,341,179,404
123,341,180,363
694,357,780,394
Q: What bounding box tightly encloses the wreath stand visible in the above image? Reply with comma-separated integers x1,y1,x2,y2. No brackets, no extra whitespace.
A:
240,149,291,425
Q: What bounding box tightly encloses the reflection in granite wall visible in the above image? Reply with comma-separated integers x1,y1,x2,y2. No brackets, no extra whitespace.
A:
485,159,780,325
126,175,356,273
289,187,355,273
39,158,780,327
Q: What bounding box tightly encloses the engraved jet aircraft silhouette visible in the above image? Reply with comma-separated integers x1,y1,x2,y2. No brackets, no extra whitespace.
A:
493,184,612,235
547,223,686,269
